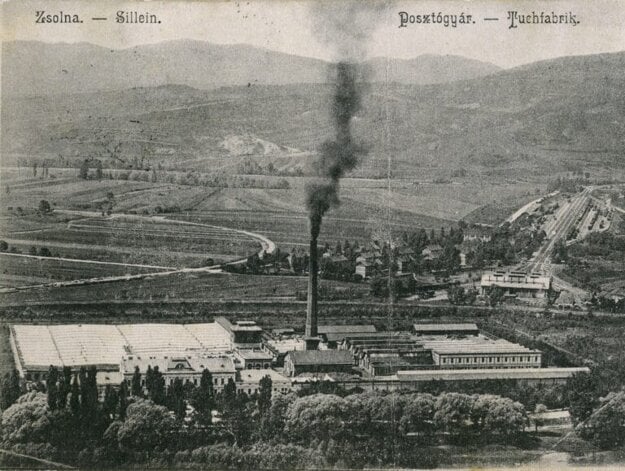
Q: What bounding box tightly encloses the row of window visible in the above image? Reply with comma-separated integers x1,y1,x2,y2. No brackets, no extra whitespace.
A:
441,355,540,365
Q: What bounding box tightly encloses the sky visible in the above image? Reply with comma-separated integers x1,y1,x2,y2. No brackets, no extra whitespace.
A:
2,0,625,68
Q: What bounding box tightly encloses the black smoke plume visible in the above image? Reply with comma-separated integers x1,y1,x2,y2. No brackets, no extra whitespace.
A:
306,61,366,240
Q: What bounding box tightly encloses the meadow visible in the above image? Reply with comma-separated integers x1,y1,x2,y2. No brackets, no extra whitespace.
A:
0,169,539,292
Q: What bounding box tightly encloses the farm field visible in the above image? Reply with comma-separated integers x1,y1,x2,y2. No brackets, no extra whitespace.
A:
0,254,169,288
0,170,543,292
0,271,368,306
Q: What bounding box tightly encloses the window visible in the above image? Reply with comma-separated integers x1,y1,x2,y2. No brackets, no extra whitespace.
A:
220,378,224,385
194,379,198,385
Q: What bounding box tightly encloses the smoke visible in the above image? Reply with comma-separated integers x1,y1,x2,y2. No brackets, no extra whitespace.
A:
306,1,386,240
310,0,387,62
307,61,365,239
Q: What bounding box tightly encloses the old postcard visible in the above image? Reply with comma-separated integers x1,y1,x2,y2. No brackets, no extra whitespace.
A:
1,0,625,468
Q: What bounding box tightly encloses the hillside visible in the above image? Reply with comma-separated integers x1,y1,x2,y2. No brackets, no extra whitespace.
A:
1,40,501,96
2,50,625,180
365,54,500,84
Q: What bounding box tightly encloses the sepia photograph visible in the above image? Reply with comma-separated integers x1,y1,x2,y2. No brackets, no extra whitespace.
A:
1,0,625,468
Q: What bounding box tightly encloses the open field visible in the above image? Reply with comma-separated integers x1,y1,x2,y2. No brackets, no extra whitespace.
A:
0,254,170,288
0,272,370,305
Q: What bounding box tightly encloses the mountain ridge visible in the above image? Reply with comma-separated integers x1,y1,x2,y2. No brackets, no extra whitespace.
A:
2,39,501,96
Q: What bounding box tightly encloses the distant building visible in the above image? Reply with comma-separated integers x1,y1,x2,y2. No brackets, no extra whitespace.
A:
215,317,263,348
234,349,274,370
396,247,416,273
284,350,354,377
413,323,479,336
420,335,542,369
236,369,292,395
341,333,433,376
480,271,552,298
463,227,492,242
317,324,377,348
10,322,232,388
421,244,443,261
395,367,588,387
355,260,375,279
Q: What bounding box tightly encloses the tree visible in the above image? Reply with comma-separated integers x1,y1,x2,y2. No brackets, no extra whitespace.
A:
433,393,475,437
464,287,478,305
118,381,128,420
38,199,52,214
69,374,80,416
579,391,625,449
447,285,466,305
567,371,600,425
131,366,142,397
149,366,166,405
58,367,72,409
258,375,272,416
260,392,297,440
193,368,214,425
167,378,186,420
94,160,103,180
399,393,435,437
481,397,526,437
485,285,505,307
102,385,118,419
533,403,548,432
222,377,237,412
38,247,51,257
0,240,8,252
79,160,89,179
1,392,53,444
0,369,22,410
47,366,59,410
116,399,177,453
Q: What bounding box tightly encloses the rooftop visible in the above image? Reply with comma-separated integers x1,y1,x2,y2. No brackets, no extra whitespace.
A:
235,349,273,360
413,323,479,333
237,368,290,383
318,325,377,334
11,323,232,370
286,350,354,366
121,354,236,375
420,334,540,355
396,367,589,382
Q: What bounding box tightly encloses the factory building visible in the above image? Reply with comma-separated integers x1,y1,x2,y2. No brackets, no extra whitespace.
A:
237,369,292,395
420,335,542,369
120,355,236,392
481,271,552,298
413,323,479,336
215,317,264,348
284,350,354,377
317,324,377,348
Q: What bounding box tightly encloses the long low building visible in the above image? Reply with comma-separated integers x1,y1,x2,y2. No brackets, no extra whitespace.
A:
481,271,552,298
396,367,589,387
420,334,542,369
10,323,233,382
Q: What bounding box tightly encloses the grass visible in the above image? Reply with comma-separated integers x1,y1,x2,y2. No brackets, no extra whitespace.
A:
0,272,369,306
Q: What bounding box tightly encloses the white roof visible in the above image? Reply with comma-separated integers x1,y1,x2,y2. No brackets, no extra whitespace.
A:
421,334,540,355
12,323,232,369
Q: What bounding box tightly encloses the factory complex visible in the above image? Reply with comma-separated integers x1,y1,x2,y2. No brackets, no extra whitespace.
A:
10,317,587,395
